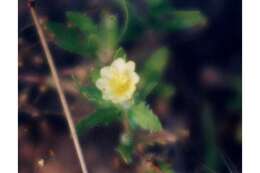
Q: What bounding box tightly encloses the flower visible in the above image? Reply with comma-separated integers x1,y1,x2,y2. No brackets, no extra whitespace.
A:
96,58,140,104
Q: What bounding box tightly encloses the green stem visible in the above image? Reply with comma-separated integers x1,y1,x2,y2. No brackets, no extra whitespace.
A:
119,0,129,42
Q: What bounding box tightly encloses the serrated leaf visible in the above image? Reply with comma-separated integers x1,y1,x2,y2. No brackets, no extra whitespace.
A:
47,21,91,56
76,108,121,136
79,86,111,107
128,102,162,132
116,133,134,164
168,10,207,31
113,47,127,60
66,11,98,34
138,47,169,99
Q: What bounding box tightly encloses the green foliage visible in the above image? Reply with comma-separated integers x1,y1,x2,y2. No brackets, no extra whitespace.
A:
138,47,170,99
159,162,175,173
76,108,121,136
116,133,134,164
155,83,175,99
79,86,102,104
115,0,129,41
99,14,119,51
66,11,98,34
47,22,91,57
128,102,162,132
46,1,208,169
48,12,120,59
113,47,127,60
202,104,218,171
89,68,100,84
146,0,167,8
75,78,115,108
168,10,207,31
119,0,208,42
79,86,113,108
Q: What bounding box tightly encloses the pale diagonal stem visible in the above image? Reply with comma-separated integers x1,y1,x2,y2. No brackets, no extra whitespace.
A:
28,2,88,173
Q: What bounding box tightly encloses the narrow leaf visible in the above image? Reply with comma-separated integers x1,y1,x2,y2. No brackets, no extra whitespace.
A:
169,10,207,31
138,47,169,99
99,14,119,51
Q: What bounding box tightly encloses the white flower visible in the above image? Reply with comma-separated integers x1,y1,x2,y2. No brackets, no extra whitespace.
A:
96,58,140,104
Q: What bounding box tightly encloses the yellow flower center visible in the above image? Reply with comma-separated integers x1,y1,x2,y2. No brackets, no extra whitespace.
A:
110,73,131,96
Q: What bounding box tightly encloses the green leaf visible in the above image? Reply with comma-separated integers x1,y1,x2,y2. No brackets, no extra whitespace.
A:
138,47,169,99
99,14,119,51
79,86,111,107
146,0,165,7
89,68,100,84
79,86,101,102
76,108,121,136
113,47,127,60
128,102,162,132
159,162,174,173
146,0,172,11
72,76,110,108
47,21,92,57
66,11,98,34
155,83,175,99
168,10,207,31
116,133,134,164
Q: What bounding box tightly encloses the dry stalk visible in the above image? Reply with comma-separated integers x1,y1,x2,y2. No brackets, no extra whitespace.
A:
28,1,88,173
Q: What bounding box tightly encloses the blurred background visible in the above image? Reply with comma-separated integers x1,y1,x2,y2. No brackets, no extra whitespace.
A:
18,0,241,172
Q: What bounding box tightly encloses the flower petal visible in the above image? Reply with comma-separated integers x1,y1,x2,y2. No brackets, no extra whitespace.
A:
112,58,126,72
126,61,136,71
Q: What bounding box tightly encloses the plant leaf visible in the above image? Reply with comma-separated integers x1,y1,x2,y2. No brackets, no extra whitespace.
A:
79,86,111,107
99,14,119,51
159,161,174,173
116,133,134,164
76,108,121,136
113,47,127,60
168,10,207,31
128,102,162,132
154,83,175,99
138,47,169,99
47,21,92,56
66,11,98,34
89,68,100,84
